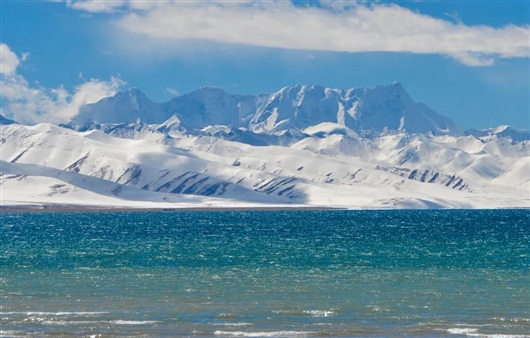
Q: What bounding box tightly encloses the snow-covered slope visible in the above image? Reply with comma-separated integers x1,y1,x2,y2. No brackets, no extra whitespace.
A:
1,121,528,209
249,83,462,136
466,125,530,142
1,160,246,209
73,88,167,124
71,83,462,137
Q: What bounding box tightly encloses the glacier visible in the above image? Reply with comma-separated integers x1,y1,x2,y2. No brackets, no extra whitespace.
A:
1,83,528,210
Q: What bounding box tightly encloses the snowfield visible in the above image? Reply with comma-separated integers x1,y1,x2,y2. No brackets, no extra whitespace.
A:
1,84,528,210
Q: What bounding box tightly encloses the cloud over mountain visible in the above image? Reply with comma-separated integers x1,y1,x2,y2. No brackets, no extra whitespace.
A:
0,43,124,124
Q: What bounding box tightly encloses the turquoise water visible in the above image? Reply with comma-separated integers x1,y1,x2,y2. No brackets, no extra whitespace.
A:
1,210,529,337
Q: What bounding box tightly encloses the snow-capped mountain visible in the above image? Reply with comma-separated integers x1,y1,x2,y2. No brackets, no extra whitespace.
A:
74,88,168,124
1,84,528,210
466,125,530,142
249,83,462,136
72,83,461,137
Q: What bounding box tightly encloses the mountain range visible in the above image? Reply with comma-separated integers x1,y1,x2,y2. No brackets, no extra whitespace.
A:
73,82,462,137
1,83,528,209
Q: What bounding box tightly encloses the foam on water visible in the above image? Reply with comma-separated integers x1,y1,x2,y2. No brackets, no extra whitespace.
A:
448,329,479,334
111,320,159,325
447,328,530,338
493,317,530,322
214,331,315,337
1,312,108,316
0,330,26,338
302,310,335,317
41,320,100,326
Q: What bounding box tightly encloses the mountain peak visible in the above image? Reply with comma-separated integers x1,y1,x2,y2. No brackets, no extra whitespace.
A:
371,81,408,95
466,125,530,141
127,87,143,94
73,87,163,124
120,87,147,98
160,114,182,127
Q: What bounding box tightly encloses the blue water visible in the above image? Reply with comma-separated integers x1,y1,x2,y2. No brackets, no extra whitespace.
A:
1,210,529,337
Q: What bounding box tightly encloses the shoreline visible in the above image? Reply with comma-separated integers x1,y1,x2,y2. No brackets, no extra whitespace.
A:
0,204,342,213
1,203,528,213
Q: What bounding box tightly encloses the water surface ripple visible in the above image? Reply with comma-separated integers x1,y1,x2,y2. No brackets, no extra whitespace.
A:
1,210,528,337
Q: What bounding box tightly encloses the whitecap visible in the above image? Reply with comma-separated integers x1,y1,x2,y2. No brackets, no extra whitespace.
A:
0,311,108,316
42,320,100,325
111,320,159,325
0,330,26,338
447,328,530,338
303,310,334,317
55,312,108,316
481,336,530,338
448,328,479,334
214,331,314,337
493,317,530,322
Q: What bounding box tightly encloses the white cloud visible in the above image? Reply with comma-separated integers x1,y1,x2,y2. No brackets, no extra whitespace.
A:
21,52,30,62
166,87,179,96
1,43,21,76
451,52,495,67
63,0,530,67
64,0,167,13
0,44,124,124
65,0,127,13
444,11,462,25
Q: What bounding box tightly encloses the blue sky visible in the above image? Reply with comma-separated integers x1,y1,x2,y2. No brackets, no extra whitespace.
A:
1,0,529,129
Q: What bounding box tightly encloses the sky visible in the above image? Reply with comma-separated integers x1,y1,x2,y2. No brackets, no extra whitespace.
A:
0,0,529,129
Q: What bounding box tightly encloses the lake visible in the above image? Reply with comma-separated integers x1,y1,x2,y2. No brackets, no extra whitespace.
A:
1,210,528,337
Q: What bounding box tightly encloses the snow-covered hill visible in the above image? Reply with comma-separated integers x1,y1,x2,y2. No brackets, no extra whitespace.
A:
1,123,528,209
1,84,528,210
466,125,530,142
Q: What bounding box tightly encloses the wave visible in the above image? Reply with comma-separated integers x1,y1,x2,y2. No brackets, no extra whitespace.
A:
447,328,530,338
214,331,314,337
111,320,159,325
0,311,108,316
303,310,335,317
13,319,158,327
41,320,100,326
271,309,334,317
